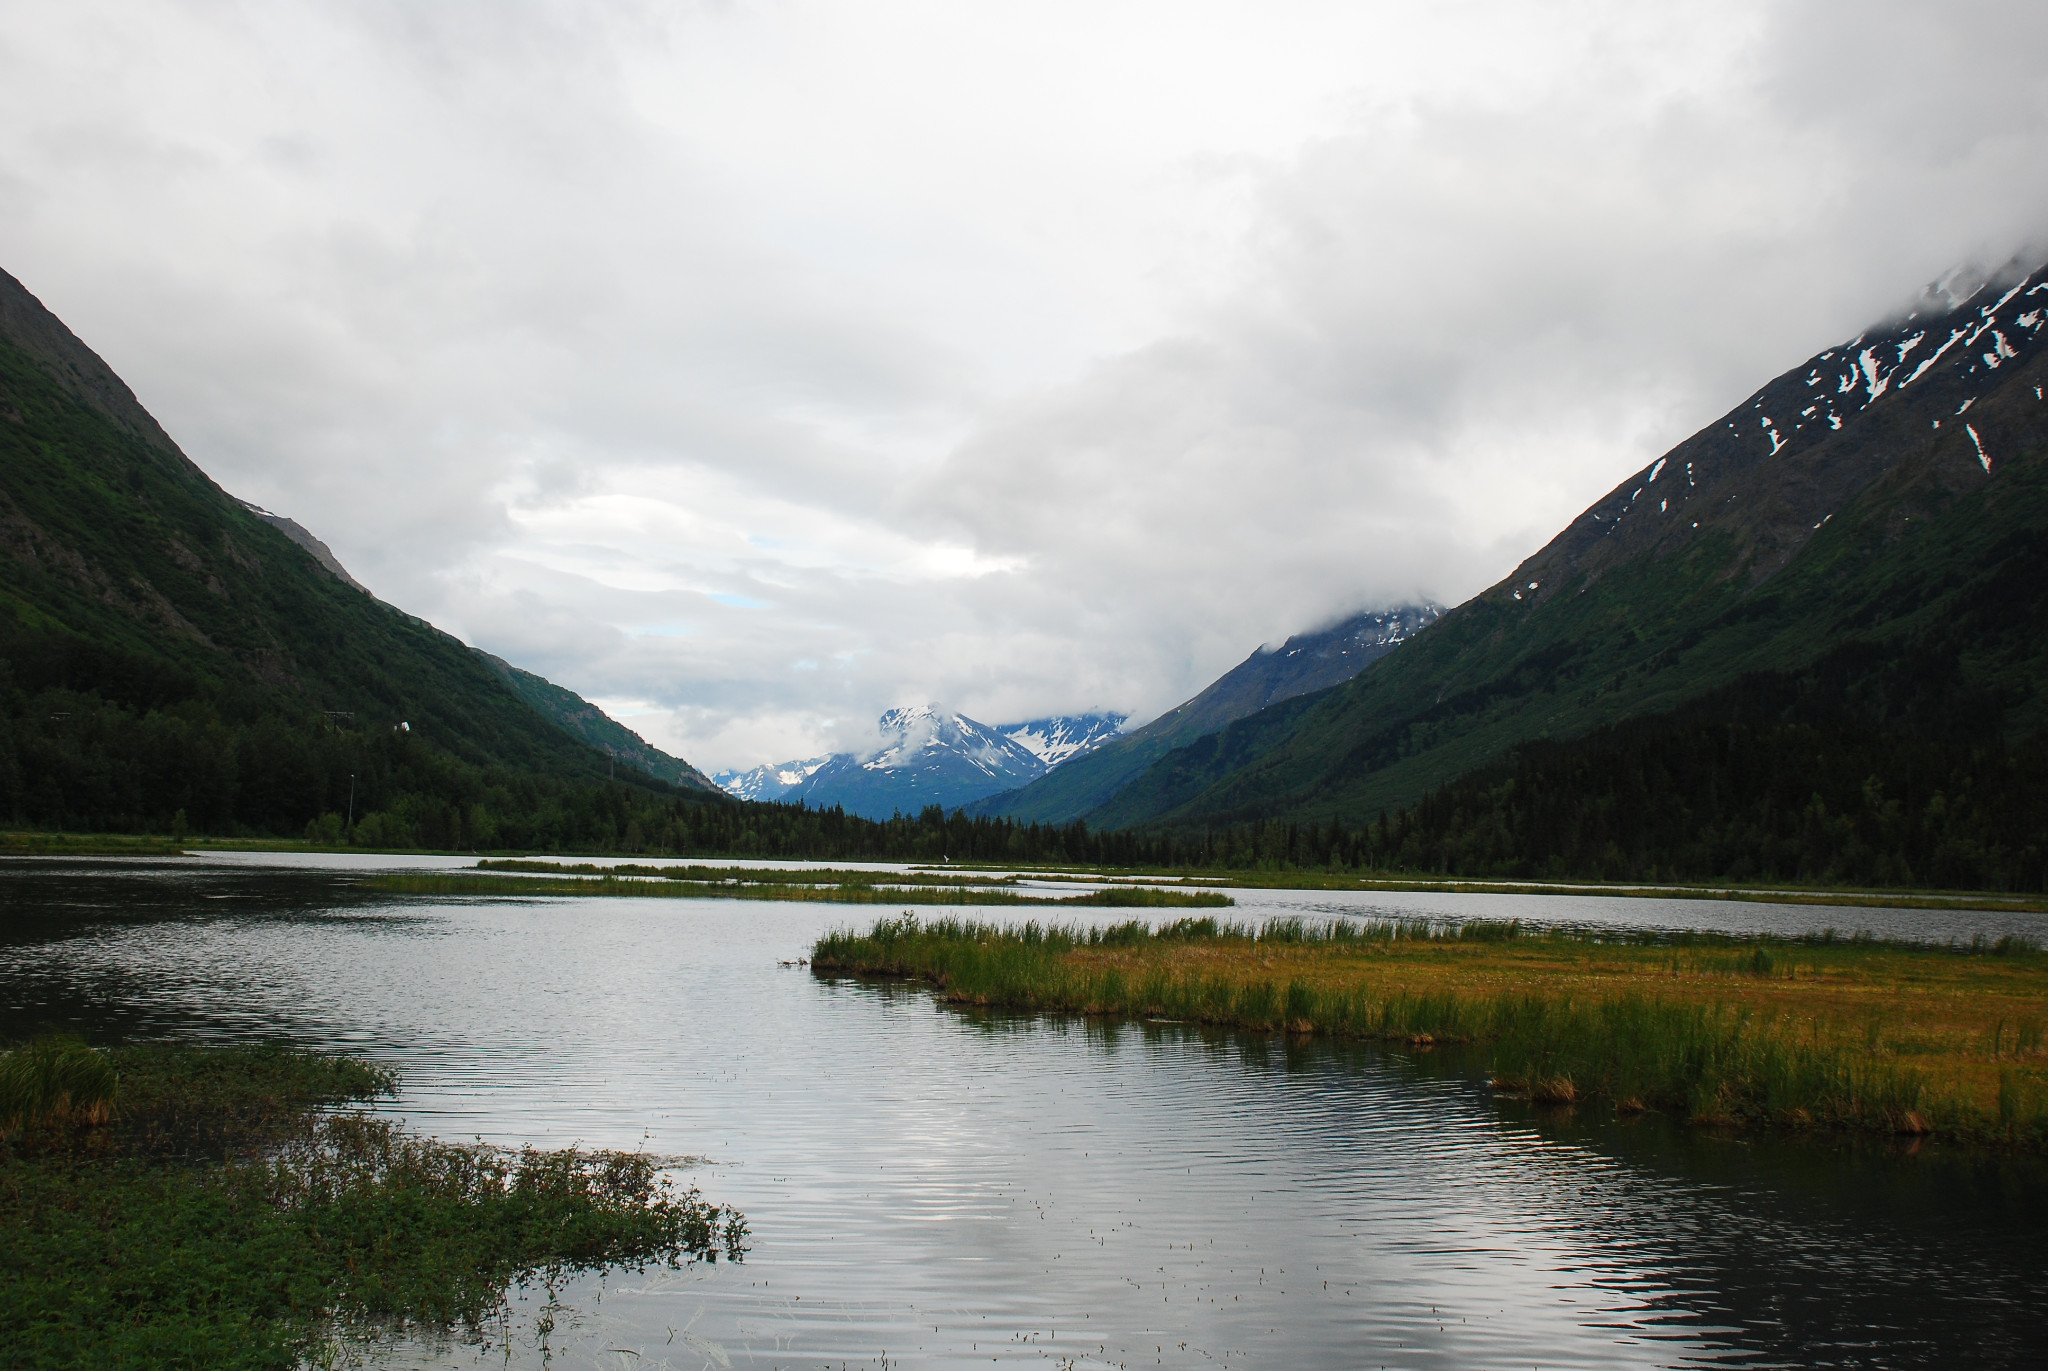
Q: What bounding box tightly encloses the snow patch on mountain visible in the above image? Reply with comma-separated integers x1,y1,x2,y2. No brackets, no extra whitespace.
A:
714,707,1129,814
711,754,832,802
1002,712,1128,768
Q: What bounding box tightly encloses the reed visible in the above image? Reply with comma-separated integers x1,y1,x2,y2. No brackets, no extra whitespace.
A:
0,1043,745,1369
811,915,2048,1147
0,1036,118,1133
367,870,1232,907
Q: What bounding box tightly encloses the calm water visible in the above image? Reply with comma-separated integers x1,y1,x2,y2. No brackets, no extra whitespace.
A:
3,853,2045,1369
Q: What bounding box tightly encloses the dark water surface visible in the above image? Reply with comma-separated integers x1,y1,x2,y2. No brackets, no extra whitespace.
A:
3,854,2044,1369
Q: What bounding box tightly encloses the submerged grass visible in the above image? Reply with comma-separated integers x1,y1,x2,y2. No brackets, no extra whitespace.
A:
812,915,2048,1147
368,868,1233,907
0,1040,745,1370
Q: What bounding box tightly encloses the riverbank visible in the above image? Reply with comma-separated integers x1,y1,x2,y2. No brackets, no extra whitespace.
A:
368,862,1233,907
813,915,2048,1148
0,1039,745,1370
10,831,2042,913
927,864,2048,913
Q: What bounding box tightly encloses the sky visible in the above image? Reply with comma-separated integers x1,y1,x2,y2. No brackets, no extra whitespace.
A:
3,0,2046,772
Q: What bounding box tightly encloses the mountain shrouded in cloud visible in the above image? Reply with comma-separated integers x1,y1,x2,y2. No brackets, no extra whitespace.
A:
3,1,2047,775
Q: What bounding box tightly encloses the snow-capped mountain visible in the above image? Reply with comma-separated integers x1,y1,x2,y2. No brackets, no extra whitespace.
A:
710,755,833,802
715,705,1127,818
1001,711,1128,768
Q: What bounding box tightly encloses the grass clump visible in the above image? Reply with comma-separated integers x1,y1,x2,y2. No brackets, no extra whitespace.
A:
812,915,2048,1148
0,1040,744,1369
369,867,1232,908
0,1036,118,1133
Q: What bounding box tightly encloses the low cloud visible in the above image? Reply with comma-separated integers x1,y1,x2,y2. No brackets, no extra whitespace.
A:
2,1,2045,770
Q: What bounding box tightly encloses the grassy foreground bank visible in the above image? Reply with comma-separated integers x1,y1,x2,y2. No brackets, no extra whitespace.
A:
0,1039,745,1370
813,915,2048,1148
367,862,1233,908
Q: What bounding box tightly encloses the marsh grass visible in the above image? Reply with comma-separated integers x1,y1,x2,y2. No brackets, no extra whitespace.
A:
0,1036,117,1133
812,915,2048,1148
0,1042,745,1370
370,869,1232,907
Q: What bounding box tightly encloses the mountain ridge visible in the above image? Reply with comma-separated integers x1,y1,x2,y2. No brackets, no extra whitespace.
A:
0,264,722,838
967,605,1439,824
715,707,1127,819
1082,256,2048,835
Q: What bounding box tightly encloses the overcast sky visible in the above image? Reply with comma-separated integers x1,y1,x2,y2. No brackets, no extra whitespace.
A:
3,1,2046,770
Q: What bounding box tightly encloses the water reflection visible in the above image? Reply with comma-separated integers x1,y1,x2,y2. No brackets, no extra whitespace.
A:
1,855,2043,1368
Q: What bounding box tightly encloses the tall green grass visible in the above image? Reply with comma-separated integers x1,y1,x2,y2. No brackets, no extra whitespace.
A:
810,915,2048,1147
0,1042,746,1369
0,1036,117,1133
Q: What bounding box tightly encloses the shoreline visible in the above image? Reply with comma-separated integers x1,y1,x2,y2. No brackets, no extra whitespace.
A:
811,914,2048,1150
7,832,2044,913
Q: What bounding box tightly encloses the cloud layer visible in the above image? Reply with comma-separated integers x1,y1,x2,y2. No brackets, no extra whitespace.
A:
3,0,2045,769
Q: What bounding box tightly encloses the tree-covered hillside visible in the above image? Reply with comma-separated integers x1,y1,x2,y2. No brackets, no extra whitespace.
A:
0,267,719,841
1084,263,2048,858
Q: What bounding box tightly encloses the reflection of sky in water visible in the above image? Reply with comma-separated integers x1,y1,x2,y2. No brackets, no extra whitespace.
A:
2,855,2043,1369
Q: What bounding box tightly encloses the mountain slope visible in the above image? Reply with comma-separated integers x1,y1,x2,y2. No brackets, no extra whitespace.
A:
972,606,1438,824
718,708,1128,818
1089,261,2048,833
0,266,718,836
789,705,1045,819
475,652,719,793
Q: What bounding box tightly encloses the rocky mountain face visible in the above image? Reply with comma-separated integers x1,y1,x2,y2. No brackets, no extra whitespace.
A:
711,755,835,803
967,605,1440,825
716,706,1128,819
1082,256,2048,833
1000,712,1128,768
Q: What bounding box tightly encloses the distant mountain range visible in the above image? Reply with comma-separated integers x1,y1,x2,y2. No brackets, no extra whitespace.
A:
1053,255,2048,886
714,706,1127,818
966,606,1439,824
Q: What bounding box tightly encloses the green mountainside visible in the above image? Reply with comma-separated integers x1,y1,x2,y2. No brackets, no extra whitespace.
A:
1084,262,2048,871
475,651,718,793
972,607,1438,824
0,266,722,843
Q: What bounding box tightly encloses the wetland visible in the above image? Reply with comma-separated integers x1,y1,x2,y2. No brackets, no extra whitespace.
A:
3,851,2045,1368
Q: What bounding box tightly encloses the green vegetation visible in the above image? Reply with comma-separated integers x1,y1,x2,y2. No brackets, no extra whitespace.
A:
0,322,731,845
368,864,1232,907
813,915,2048,1146
0,1036,117,1132
1052,322,2048,894
0,1039,744,1369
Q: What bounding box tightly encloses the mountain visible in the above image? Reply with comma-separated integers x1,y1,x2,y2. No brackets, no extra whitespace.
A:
1000,711,1128,768
0,265,721,841
236,500,373,595
1083,257,2048,849
475,652,720,793
968,606,1439,824
712,755,835,803
718,707,1128,819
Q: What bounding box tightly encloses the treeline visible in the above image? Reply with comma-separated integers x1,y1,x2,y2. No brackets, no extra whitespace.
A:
10,617,2044,892
1291,640,2048,892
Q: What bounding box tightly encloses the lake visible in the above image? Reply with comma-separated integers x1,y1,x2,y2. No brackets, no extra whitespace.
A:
3,852,2044,1368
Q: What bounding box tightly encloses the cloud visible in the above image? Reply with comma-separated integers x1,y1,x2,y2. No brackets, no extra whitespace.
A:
2,0,2045,770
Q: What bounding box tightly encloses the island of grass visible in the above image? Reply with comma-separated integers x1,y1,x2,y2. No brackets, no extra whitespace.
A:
0,1038,745,1369
812,915,2048,1148
364,860,1233,907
